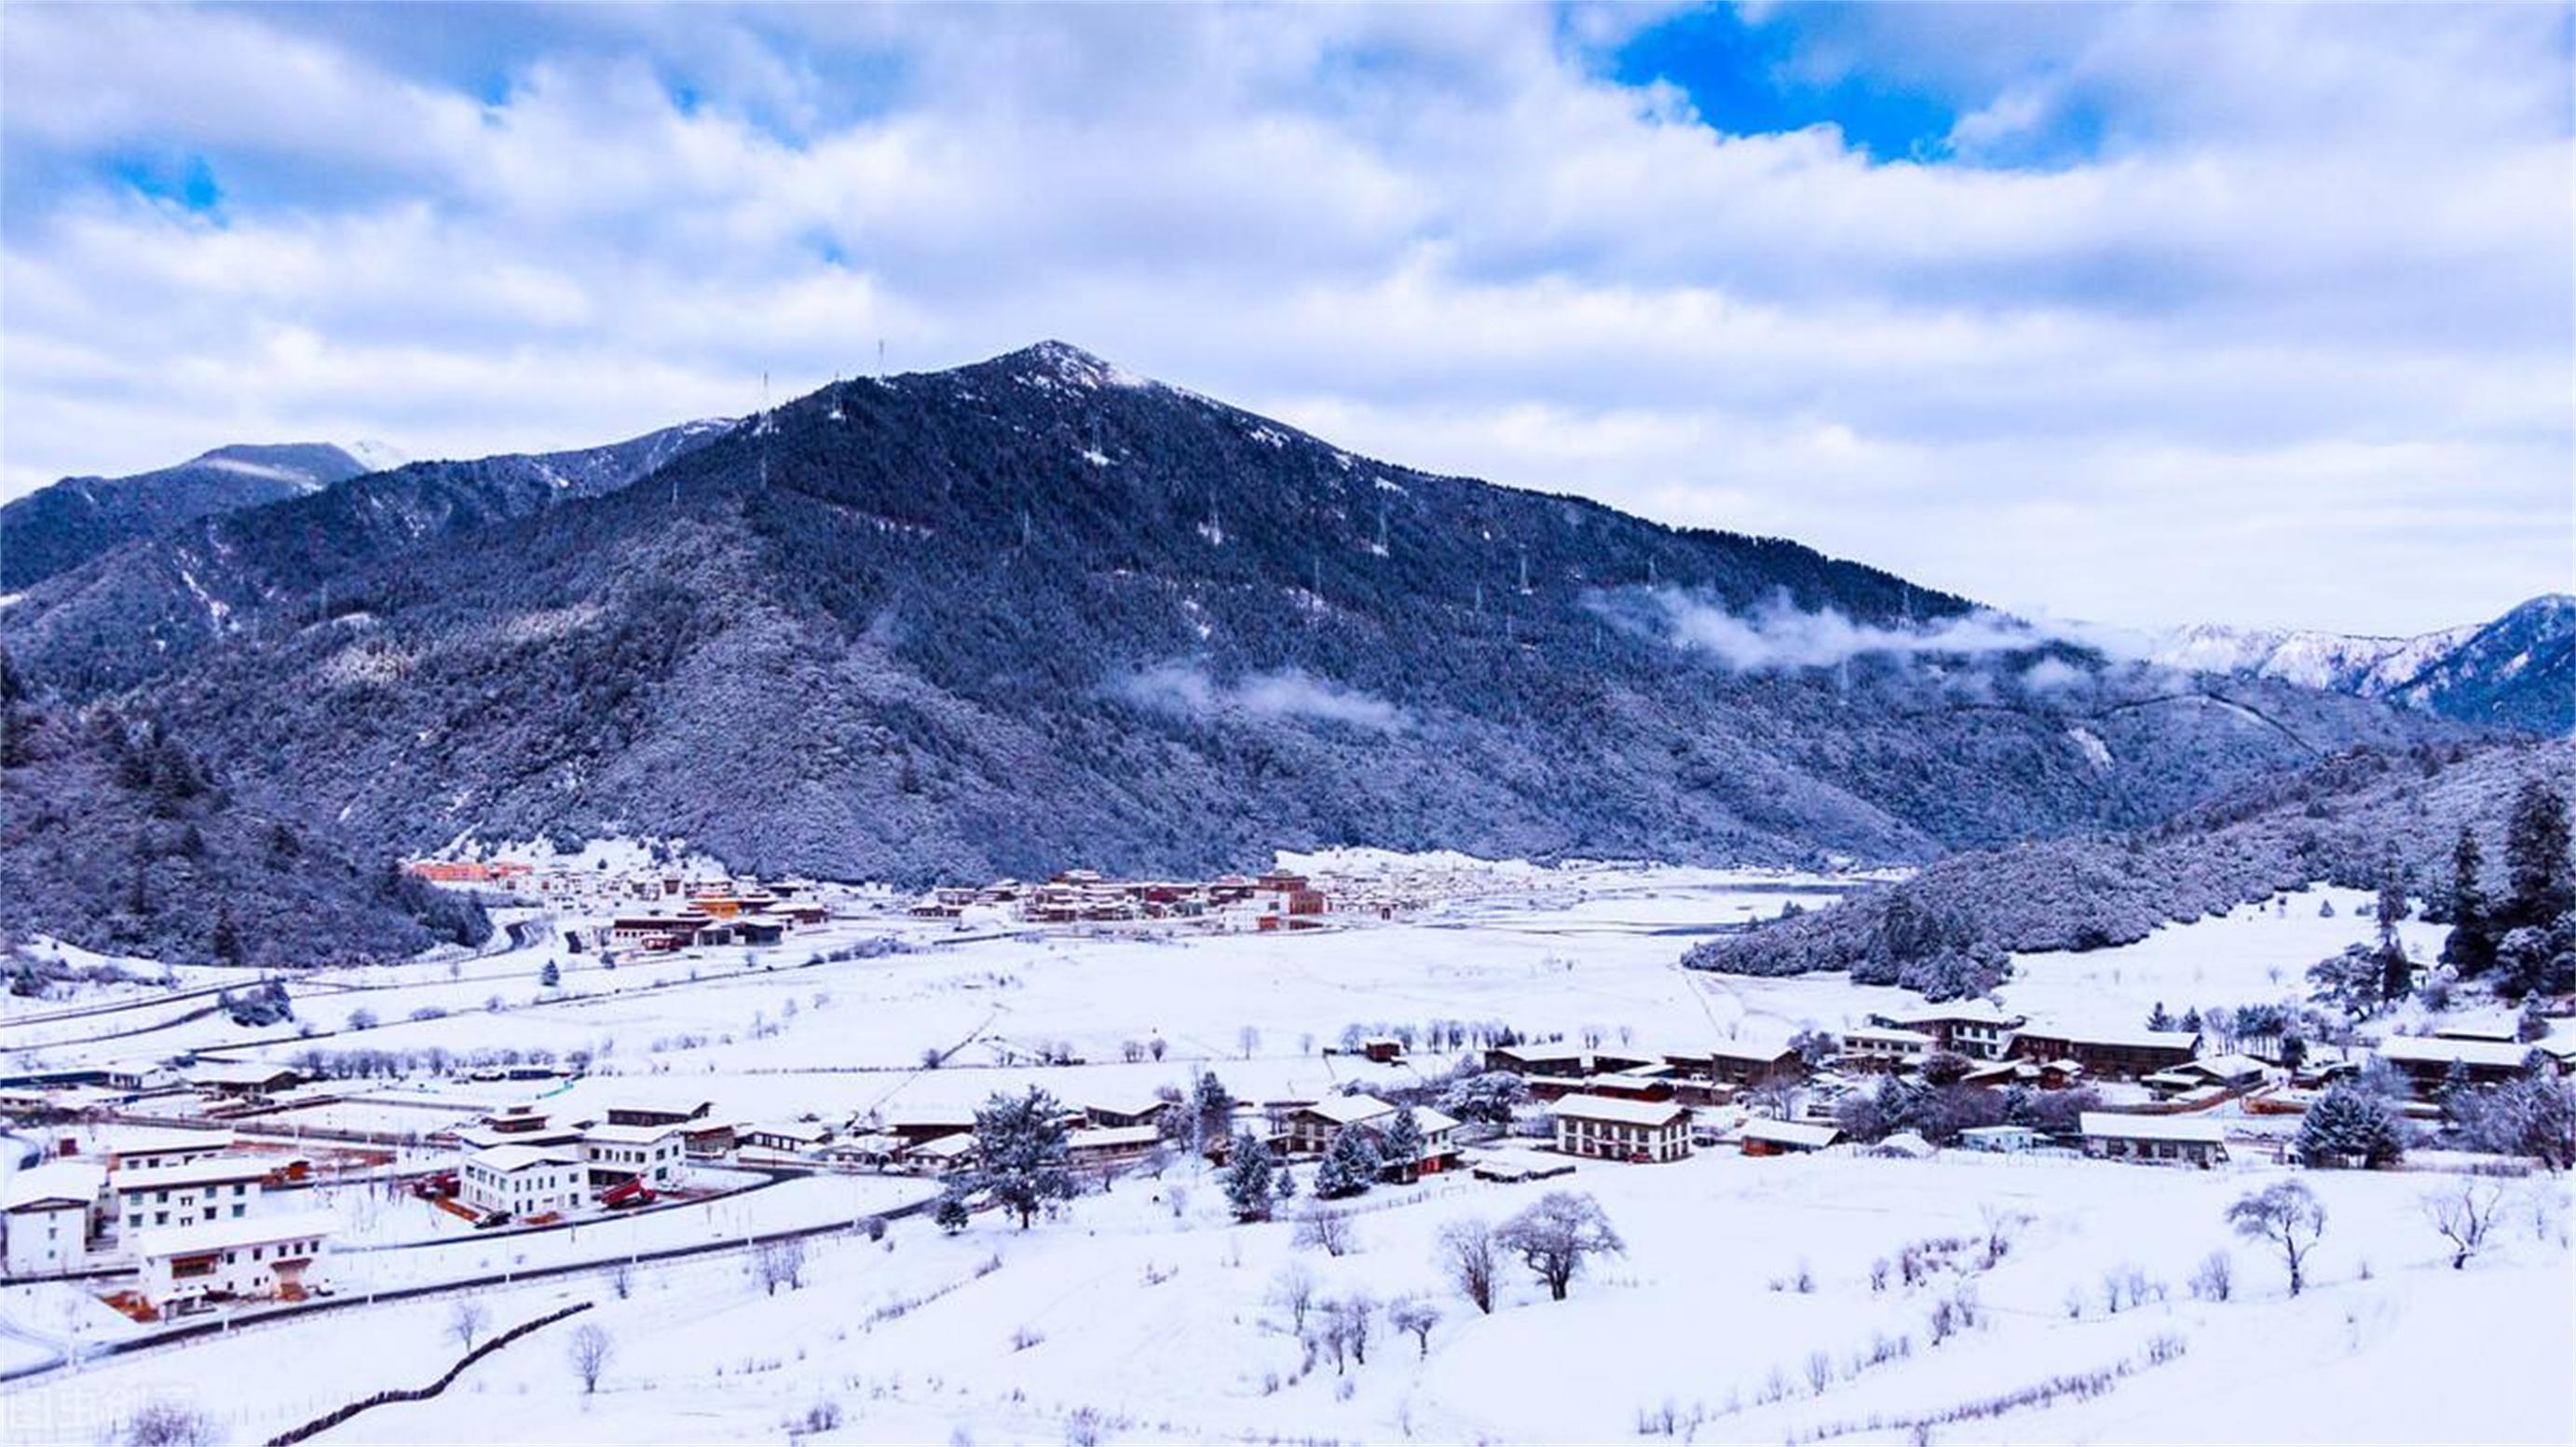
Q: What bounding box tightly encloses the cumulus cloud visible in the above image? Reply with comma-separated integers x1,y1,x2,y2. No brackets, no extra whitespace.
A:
0,4,2565,635
1111,662,1407,732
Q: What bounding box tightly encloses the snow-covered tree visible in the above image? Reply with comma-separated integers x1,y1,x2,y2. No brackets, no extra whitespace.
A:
934,1188,971,1235
1438,1071,1526,1126
1380,1106,1425,1182
2298,1083,2406,1168
1439,1217,1500,1314
2227,1181,2326,1297
2423,1178,2502,1269
1221,1132,1279,1221
1497,1192,1624,1302
2502,777,2573,933
2308,944,2386,1018
2441,826,2497,975
1314,1127,1383,1199
539,959,561,989
972,1087,1075,1230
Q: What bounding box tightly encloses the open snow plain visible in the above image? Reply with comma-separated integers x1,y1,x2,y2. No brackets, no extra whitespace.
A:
2,865,2568,1446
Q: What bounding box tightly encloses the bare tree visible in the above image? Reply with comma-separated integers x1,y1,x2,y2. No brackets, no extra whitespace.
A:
1329,1294,1376,1366
2425,1179,2503,1270
609,1262,634,1300
447,1300,490,1352
1389,1298,1441,1358
1237,1025,1262,1059
1293,1205,1357,1257
1271,1261,1319,1332
1439,1217,1500,1314
1497,1192,1625,1302
2188,1250,2233,1302
2227,1181,2327,1296
753,1238,809,1295
568,1321,615,1394
119,1400,217,1447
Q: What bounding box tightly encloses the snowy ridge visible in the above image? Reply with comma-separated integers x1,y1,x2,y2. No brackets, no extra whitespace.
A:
2150,595,2573,732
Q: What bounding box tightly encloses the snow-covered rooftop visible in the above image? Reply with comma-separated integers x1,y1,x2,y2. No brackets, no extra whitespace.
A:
2,1160,104,1211
2079,1113,2226,1142
112,1154,276,1192
131,1208,339,1260
1550,1094,1689,1127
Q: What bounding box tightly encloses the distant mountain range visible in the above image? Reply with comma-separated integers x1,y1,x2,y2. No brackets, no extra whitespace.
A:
1,420,729,696
2151,594,2573,734
0,343,2478,913
0,442,393,593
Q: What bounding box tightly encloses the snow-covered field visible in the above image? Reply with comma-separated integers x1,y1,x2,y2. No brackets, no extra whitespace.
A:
4,864,2567,1446
6,1150,2565,1446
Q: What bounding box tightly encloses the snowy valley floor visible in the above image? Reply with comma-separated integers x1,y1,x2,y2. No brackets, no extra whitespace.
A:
5,1150,2569,1447
3,868,2570,1445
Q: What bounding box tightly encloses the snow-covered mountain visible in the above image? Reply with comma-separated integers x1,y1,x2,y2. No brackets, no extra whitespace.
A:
0,342,2460,888
0,442,381,591
2153,594,2573,733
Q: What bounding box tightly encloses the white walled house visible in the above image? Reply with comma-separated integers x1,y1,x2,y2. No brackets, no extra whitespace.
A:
112,1155,268,1235
1550,1095,1692,1162
96,1128,236,1174
132,1210,336,1317
459,1144,588,1220
581,1123,688,1189
3,1161,106,1276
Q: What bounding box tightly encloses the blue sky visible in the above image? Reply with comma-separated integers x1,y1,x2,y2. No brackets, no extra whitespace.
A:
3,2,2569,634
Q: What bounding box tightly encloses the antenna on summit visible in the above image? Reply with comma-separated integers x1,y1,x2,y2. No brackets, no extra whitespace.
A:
878,338,886,380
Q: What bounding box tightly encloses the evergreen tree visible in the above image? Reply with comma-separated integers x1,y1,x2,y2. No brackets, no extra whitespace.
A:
2308,943,2384,1018
1315,1127,1383,1199
2441,826,2497,975
971,1087,1075,1230
2496,926,2555,1000
1380,1106,1426,1183
539,959,562,988
1221,1131,1279,1221
2145,1001,2174,1031
210,908,243,967
933,1187,971,1234
2297,1083,2406,1168
2503,777,2573,933
1187,1071,1235,1153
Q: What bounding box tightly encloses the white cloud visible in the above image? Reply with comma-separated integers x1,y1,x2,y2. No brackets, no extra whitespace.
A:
1607,588,2051,672
0,3,2565,637
1112,662,1407,733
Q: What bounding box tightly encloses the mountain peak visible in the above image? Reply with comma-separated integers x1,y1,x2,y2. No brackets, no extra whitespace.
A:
984,339,1145,390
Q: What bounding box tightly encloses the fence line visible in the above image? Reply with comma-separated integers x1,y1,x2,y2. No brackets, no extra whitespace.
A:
263,1300,594,1447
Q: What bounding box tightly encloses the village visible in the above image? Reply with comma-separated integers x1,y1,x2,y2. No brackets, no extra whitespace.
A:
0,856,2568,1444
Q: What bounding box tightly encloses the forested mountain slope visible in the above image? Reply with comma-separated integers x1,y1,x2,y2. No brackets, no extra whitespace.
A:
0,651,489,968
0,443,376,593
0,343,2461,892
2,421,728,695
1684,735,2570,994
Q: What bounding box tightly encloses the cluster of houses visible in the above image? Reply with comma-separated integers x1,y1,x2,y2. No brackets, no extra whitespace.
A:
440,1097,708,1223
908,868,1332,930
0,1127,336,1317
1464,1001,2572,1171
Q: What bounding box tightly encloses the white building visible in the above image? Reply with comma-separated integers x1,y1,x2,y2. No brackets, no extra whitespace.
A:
581,1123,687,1189
112,1155,268,1235
1548,1095,1692,1163
132,1209,336,1317
1840,1026,1935,1072
2079,1113,2228,1167
96,1128,235,1174
2,1161,106,1276
458,1144,588,1220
